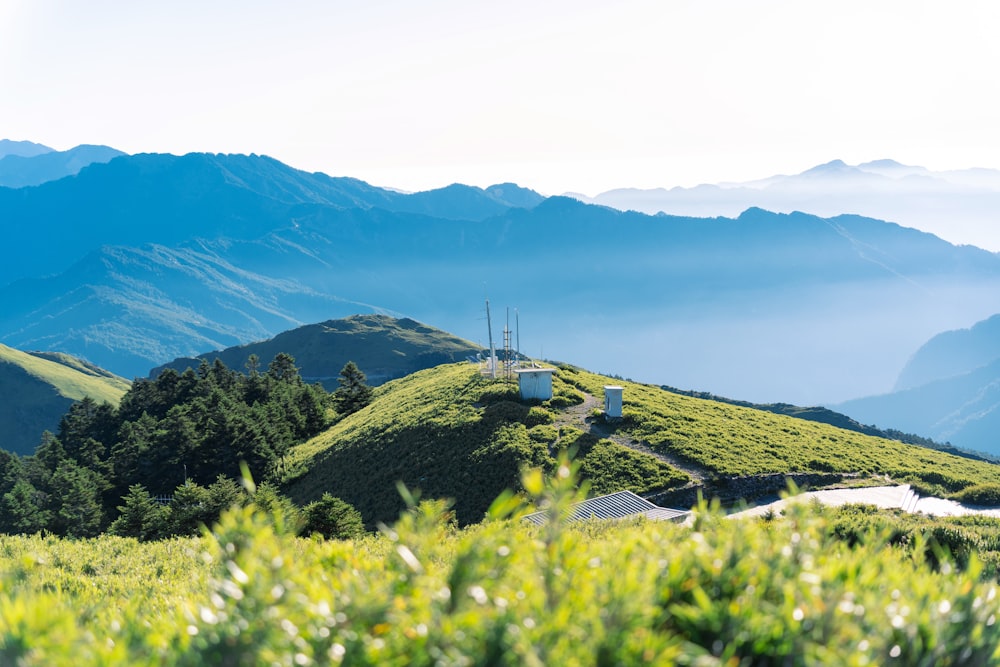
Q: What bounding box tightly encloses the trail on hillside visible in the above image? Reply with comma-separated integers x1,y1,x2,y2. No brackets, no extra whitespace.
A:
552,391,707,483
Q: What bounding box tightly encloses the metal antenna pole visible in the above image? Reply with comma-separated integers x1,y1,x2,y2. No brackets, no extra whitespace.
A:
515,308,520,368
486,299,496,379
505,307,510,381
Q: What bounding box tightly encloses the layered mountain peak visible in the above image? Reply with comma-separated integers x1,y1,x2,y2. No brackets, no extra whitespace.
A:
0,139,54,158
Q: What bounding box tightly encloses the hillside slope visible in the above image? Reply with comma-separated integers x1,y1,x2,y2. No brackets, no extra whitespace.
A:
151,314,483,388
283,362,1000,526
283,363,688,525
0,344,130,455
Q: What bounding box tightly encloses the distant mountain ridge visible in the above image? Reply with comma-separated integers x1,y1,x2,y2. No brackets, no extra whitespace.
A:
835,313,1000,455
151,314,482,389
895,314,1000,390
0,139,53,158
0,144,126,188
0,151,543,286
572,159,1000,251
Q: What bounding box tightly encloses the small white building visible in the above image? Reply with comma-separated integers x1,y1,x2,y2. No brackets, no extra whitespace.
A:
515,368,555,401
604,385,623,419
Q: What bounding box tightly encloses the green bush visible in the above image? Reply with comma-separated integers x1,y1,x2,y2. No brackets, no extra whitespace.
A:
952,483,1000,506
4,468,1000,665
302,493,364,539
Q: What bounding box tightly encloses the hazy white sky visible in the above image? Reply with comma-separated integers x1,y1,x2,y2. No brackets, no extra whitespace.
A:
2,0,999,195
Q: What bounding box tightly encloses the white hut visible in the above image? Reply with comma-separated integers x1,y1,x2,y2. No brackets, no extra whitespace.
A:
515,368,555,401
604,385,623,419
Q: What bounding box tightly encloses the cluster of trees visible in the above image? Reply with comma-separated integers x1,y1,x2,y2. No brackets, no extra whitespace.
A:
0,354,373,538
111,478,364,541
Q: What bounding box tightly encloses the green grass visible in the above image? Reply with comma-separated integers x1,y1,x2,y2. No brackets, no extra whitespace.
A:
283,361,1000,527
556,365,1000,493
4,478,1000,665
283,363,686,526
0,344,130,405
0,344,131,454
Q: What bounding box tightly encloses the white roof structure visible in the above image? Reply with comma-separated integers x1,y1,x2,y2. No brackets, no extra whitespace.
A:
522,490,689,525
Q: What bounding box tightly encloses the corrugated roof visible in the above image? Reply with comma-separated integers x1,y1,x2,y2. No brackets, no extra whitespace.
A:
522,490,689,525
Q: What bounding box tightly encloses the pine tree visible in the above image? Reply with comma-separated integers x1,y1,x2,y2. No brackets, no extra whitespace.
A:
0,478,50,534
332,361,373,416
108,484,167,541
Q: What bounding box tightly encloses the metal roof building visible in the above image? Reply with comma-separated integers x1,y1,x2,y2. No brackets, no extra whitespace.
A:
522,490,689,525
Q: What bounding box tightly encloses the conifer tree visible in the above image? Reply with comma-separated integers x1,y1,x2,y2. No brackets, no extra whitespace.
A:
109,484,167,541
332,361,373,416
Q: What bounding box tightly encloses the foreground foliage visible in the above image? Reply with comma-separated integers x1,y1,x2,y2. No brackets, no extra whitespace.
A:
4,468,1000,665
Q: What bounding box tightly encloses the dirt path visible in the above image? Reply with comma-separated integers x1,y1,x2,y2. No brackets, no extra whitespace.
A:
552,391,707,483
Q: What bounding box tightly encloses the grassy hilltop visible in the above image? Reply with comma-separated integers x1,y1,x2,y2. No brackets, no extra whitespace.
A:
0,344,130,455
284,361,1000,526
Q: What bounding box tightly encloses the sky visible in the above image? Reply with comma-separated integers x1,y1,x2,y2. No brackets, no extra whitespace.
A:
2,0,1000,197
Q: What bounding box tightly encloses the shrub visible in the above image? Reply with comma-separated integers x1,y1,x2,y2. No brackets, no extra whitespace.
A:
302,493,364,539
951,483,1000,506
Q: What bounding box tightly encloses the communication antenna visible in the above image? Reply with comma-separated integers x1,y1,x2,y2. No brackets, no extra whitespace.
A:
515,308,520,368
485,298,496,379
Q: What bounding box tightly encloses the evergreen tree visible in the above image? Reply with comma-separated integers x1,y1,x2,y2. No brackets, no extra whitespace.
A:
0,478,50,534
49,460,104,538
168,481,213,536
303,493,364,539
250,482,303,535
332,361,373,416
108,484,167,541
267,352,301,384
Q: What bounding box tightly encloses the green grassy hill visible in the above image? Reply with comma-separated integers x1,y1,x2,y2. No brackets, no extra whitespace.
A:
283,363,687,525
151,314,482,388
284,362,1000,527
0,344,130,455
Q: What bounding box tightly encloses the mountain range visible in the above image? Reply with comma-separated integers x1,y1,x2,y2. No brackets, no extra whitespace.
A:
836,313,1000,455
570,159,1000,252
0,143,125,188
3,149,1000,407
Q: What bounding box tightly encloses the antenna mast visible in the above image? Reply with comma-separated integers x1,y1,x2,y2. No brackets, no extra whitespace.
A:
504,307,512,382
515,308,520,368
485,298,496,379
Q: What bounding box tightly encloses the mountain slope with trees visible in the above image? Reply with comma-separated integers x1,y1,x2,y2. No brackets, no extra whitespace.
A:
0,352,329,537
151,314,482,389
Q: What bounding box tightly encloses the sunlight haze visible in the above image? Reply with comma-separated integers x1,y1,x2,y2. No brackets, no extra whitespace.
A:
3,0,999,196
